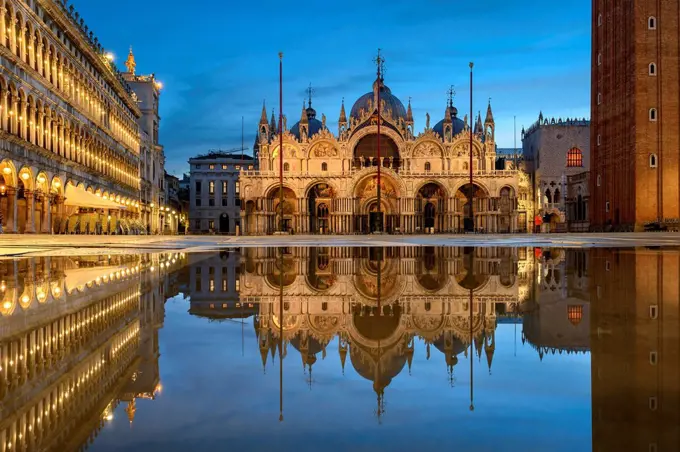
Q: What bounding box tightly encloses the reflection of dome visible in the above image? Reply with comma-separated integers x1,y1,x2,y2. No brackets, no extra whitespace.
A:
349,343,407,389
433,335,467,357
350,79,406,121
352,306,401,341
433,106,466,137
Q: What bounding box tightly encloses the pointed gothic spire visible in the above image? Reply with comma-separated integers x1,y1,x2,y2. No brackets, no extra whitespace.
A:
444,103,452,123
339,97,347,123
260,101,268,125
259,344,269,370
475,111,483,134
125,46,136,75
485,99,494,124
339,344,347,374
406,97,413,123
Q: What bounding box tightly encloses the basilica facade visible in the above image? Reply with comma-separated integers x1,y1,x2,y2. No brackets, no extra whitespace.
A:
240,77,533,235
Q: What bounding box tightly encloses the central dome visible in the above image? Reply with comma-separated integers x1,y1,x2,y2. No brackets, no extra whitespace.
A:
350,79,407,121
290,105,324,139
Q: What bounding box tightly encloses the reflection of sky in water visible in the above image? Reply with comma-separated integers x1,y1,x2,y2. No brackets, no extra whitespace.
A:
93,295,591,452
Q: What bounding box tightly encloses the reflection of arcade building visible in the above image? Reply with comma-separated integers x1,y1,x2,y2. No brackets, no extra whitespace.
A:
242,247,529,402
0,253,185,451
240,71,533,234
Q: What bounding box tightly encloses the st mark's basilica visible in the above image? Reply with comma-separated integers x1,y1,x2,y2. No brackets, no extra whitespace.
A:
240,73,533,235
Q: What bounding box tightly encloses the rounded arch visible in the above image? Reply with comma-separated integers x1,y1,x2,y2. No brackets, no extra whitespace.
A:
353,133,400,161
18,166,34,190
35,171,49,192
352,167,407,199
0,159,18,187
414,179,450,199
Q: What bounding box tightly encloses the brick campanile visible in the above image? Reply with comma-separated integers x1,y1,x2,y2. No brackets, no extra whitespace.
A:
590,0,680,231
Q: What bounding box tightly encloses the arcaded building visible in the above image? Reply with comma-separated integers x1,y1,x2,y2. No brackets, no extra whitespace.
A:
240,75,533,235
591,1,680,230
0,0,164,234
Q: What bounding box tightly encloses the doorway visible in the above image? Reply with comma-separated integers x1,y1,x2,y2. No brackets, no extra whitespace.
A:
219,213,230,233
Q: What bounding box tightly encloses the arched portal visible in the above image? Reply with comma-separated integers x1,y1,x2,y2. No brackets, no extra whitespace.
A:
353,134,400,171
354,174,400,233
454,183,488,232
267,186,297,233
498,186,515,233
219,213,230,233
417,182,447,232
307,183,335,234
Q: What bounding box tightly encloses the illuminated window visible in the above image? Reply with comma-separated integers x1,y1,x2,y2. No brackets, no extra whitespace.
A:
222,164,228,170
249,165,254,170
208,220,214,230
222,181,228,195
235,182,240,195
209,164,215,170
209,181,215,194
235,165,241,170
209,279,215,292
567,305,583,326
222,279,227,291
567,147,583,167
209,303,215,309
222,303,227,308
235,279,240,292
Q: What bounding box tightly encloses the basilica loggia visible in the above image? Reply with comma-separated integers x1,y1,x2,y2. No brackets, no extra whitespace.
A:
240,77,533,235
0,253,186,452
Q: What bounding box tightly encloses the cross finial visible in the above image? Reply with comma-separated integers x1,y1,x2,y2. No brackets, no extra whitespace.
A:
447,85,456,107
488,97,492,105
373,48,385,80
305,83,315,108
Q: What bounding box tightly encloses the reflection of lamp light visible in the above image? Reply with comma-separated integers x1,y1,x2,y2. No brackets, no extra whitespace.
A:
21,295,30,303
2,301,11,310
2,167,11,175
54,180,61,188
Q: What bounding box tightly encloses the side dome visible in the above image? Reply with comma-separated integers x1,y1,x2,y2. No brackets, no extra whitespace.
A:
290,106,324,139
350,79,407,121
433,106,466,137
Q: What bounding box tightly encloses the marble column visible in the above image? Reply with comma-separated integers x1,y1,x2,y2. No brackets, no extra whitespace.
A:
41,195,50,233
5,187,17,233
24,190,36,233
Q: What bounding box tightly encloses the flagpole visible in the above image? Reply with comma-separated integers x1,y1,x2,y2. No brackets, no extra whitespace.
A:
279,52,284,233
469,62,474,233
376,49,383,233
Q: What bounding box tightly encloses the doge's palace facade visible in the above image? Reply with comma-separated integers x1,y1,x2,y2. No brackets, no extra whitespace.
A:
240,74,533,235
0,0,152,234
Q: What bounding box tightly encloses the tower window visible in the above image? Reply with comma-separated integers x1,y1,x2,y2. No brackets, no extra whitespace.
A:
650,154,658,168
283,162,290,172
648,16,656,30
597,93,602,105
424,162,431,172
567,147,583,167
649,108,657,121
649,63,657,76
597,134,601,146
598,13,602,26
605,201,610,212
597,53,602,66
321,162,328,172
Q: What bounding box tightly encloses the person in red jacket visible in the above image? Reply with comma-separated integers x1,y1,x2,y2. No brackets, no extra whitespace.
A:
534,214,543,233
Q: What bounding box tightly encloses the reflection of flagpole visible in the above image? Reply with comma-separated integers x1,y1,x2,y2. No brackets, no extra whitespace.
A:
469,248,474,412
279,247,284,422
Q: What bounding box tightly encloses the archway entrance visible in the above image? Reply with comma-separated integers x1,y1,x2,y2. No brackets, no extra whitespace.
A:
417,182,446,233
307,183,334,234
354,174,399,233
268,186,297,233
368,202,384,233
454,183,488,233
219,213,230,233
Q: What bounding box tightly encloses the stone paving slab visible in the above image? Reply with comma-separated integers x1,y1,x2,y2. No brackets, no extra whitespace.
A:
0,233,679,256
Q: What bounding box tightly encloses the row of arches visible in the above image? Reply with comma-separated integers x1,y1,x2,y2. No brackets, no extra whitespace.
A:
0,0,139,150
0,75,139,190
242,175,523,235
0,158,142,234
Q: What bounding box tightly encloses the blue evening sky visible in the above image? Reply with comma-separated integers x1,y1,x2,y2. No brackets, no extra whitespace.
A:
74,0,591,176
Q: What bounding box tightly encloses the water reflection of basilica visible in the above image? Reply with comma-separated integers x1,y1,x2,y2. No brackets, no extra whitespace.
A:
0,253,187,452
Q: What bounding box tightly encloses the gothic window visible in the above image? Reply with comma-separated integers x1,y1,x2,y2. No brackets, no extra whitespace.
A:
649,63,657,76
321,162,328,172
554,189,561,203
648,16,656,30
650,154,658,168
567,147,583,167
545,189,552,204
424,162,431,172
649,108,657,121
283,162,290,172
